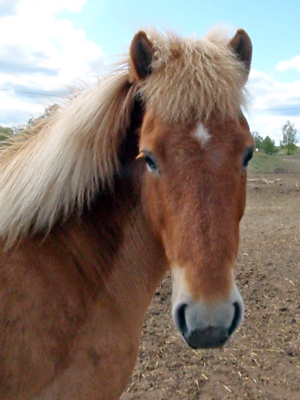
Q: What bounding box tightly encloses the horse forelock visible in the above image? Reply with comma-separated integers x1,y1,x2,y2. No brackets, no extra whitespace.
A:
139,27,249,124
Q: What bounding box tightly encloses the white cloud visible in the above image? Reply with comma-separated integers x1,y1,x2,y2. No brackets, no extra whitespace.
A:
0,0,105,127
246,69,300,145
276,55,300,73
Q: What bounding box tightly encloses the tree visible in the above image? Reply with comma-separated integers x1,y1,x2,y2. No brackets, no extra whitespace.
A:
26,104,60,133
251,131,263,150
281,121,298,155
261,136,276,155
0,126,14,142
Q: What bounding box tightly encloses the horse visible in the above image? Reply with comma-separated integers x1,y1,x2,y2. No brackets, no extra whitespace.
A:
0,27,254,400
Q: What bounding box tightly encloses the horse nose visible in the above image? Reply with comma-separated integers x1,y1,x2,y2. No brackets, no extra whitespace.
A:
174,298,243,349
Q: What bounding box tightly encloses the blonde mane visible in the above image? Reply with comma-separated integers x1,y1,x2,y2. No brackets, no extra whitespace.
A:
0,27,248,245
142,27,248,124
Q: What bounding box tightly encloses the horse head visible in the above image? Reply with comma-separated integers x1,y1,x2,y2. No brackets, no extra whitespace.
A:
129,28,254,349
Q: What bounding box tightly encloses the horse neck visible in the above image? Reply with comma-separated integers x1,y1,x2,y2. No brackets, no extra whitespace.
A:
56,163,167,324
0,164,167,400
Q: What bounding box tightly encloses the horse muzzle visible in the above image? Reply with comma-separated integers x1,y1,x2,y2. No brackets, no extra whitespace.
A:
172,279,244,349
173,295,243,348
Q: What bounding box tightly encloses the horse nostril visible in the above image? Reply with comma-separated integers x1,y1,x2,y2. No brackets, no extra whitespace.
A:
176,303,188,335
228,301,241,336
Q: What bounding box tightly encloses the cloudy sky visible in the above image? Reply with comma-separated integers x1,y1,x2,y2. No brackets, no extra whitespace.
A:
0,0,299,144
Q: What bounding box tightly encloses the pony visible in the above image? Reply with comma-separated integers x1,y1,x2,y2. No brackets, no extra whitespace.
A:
0,27,254,400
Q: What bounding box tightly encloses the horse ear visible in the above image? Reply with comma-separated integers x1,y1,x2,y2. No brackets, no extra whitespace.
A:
130,31,153,81
229,29,252,77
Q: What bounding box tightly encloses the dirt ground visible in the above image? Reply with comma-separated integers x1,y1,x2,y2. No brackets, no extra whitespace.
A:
121,154,300,400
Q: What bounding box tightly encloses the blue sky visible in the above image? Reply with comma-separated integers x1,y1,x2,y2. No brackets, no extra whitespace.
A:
0,0,299,144
64,0,299,72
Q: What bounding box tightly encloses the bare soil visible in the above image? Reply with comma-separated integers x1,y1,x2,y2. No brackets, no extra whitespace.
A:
121,155,300,400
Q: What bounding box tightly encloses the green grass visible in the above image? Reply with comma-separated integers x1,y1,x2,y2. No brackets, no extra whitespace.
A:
248,152,297,176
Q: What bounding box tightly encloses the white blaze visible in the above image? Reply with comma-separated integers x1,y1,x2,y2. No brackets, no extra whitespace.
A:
193,123,211,147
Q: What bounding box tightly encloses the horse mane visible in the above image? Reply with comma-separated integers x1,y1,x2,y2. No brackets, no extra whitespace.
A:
0,68,137,246
0,27,248,246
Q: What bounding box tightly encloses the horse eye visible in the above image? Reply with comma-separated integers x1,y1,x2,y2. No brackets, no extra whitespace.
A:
144,154,159,173
243,147,253,168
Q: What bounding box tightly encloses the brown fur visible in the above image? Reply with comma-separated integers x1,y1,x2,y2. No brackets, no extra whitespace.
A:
0,27,253,399
0,173,167,399
139,112,253,302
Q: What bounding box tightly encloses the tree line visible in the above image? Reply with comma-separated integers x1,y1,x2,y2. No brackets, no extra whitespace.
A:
0,105,59,142
252,121,298,155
